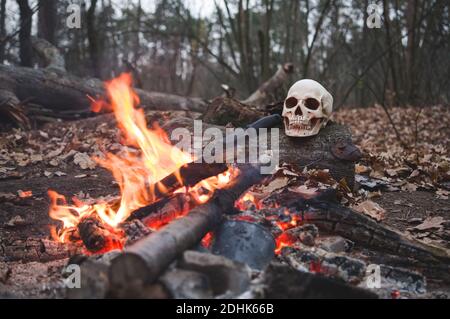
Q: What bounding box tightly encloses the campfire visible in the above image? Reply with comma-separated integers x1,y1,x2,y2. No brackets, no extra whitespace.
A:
47,74,237,254
1,66,448,300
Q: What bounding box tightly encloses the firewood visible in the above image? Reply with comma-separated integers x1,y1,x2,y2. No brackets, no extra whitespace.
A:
78,215,124,253
286,196,450,268
264,262,378,299
163,116,359,188
109,164,265,287
149,162,228,202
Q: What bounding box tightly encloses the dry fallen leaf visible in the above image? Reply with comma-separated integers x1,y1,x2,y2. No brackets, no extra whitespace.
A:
355,164,369,174
352,200,385,222
73,152,96,170
6,215,27,227
260,177,289,195
411,216,445,232
402,182,418,192
436,189,449,200
288,185,319,199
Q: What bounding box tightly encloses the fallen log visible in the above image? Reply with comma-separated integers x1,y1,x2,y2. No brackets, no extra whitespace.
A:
286,194,450,267
0,65,207,127
163,115,359,188
109,164,264,287
242,63,294,108
203,97,265,127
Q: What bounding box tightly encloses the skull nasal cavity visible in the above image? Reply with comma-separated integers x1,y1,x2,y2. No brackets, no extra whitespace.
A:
295,107,303,116
305,98,320,110
285,97,298,108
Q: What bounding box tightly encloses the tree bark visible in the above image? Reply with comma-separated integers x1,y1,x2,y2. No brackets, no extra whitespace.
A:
87,0,101,78
203,97,265,127
0,64,208,126
0,0,6,63
37,0,57,45
17,0,33,67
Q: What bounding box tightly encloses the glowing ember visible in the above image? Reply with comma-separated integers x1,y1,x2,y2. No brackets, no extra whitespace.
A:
18,190,32,198
48,73,234,246
275,210,302,231
201,232,214,248
235,192,262,210
274,232,296,255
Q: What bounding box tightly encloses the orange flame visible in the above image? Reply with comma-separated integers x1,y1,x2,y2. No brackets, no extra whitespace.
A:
48,73,234,245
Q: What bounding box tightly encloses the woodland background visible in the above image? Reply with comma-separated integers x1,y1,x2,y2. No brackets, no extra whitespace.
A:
1,0,449,108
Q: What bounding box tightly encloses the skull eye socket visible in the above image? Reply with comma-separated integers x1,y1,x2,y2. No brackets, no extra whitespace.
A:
285,97,298,108
304,98,320,110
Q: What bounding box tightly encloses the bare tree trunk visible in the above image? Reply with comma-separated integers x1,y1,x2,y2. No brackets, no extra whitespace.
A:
0,0,6,63
383,0,400,106
17,0,33,67
303,0,331,78
259,0,274,80
87,0,101,78
133,0,141,66
37,0,57,45
405,0,418,102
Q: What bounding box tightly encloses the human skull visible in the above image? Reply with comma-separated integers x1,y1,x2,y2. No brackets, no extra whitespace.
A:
282,79,333,137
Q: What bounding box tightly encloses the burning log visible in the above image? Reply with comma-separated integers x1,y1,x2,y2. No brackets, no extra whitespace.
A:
109,164,265,287
78,215,124,253
151,163,228,202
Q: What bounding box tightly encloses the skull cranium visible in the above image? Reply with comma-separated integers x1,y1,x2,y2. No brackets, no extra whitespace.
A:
282,79,333,137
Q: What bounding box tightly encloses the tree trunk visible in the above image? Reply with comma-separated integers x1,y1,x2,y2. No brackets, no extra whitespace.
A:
37,0,57,45
17,0,33,67
0,0,6,63
87,0,101,78
405,0,418,101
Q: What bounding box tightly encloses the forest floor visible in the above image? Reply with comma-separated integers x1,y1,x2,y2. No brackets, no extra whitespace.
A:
0,105,449,298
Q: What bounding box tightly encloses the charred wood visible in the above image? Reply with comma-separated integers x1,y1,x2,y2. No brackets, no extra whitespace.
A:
0,238,80,262
150,163,228,202
264,262,377,299
287,197,450,269
109,165,264,287
77,215,124,253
